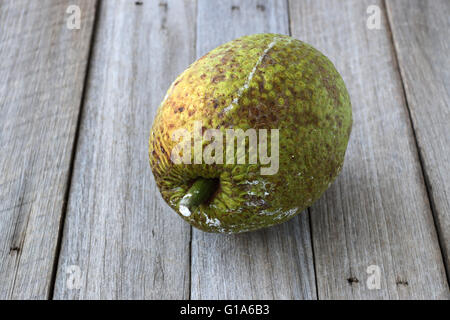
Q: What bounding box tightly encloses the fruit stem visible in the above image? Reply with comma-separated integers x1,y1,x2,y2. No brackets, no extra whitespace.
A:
179,178,219,216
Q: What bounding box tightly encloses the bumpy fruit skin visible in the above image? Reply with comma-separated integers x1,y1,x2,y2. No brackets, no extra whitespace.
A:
149,33,352,233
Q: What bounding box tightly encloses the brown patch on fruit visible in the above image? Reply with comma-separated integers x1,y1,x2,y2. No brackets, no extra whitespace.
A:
315,59,340,107
322,76,340,106
173,77,183,88
197,53,209,61
260,54,276,68
212,74,226,83
294,110,320,127
248,104,260,118
152,145,160,161
268,111,279,124
258,81,265,93
220,49,236,65
299,88,313,101
334,115,343,128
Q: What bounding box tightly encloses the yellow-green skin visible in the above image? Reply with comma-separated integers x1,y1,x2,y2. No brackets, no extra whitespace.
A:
149,34,352,233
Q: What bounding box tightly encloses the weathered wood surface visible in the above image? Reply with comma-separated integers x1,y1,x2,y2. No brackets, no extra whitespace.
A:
191,0,317,300
1,0,449,300
289,0,449,299
53,0,196,299
386,0,450,277
0,0,97,299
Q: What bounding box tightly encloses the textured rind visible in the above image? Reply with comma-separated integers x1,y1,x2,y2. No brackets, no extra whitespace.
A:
149,33,352,233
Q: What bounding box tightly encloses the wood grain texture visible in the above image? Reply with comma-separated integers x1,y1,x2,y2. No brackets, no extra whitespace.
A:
386,0,450,277
191,0,317,300
0,0,96,299
289,0,449,299
53,0,196,299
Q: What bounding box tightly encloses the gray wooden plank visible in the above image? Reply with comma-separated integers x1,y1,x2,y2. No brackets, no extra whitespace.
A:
53,0,196,299
191,0,317,300
289,0,449,299
0,0,97,299
386,0,450,277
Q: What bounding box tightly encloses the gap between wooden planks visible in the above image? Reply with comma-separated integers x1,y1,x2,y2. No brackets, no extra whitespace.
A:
0,0,97,299
386,0,450,281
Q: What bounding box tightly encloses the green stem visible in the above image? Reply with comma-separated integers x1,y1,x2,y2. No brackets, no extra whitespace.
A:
179,178,218,216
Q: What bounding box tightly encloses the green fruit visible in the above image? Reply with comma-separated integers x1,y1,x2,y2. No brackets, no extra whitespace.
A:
149,33,352,233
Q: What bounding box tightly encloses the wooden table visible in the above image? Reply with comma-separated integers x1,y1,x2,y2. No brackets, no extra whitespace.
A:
1,0,449,300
